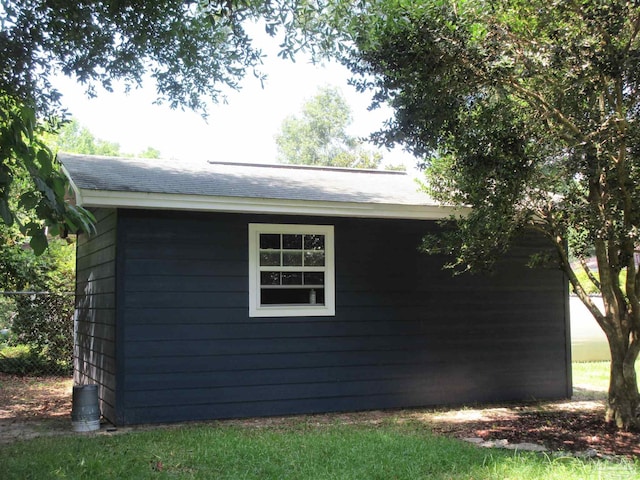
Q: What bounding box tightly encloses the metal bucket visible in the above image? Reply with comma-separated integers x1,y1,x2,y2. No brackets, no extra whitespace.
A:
71,384,100,432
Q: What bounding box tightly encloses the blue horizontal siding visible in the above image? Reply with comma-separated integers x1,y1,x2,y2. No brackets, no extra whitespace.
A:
74,208,119,423
113,209,569,425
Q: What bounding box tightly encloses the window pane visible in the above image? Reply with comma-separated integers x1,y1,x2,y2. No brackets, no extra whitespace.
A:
261,287,325,305
304,234,325,250
304,272,324,285
260,234,280,250
312,288,325,305
260,271,281,286
304,251,325,266
282,272,303,285
282,234,302,249
283,251,303,266
260,251,281,266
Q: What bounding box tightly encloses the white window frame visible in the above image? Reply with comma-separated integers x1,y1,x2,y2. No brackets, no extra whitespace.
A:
248,223,335,317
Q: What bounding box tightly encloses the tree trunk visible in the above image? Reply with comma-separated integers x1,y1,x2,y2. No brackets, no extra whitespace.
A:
605,337,640,430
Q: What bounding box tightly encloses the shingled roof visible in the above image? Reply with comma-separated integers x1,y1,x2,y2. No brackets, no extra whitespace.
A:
60,153,460,220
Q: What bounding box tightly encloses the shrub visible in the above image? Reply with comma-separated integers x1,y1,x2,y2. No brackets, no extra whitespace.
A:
0,233,75,376
0,295,17,332
0,343,71,375
10,293,74,374
11,294,73,356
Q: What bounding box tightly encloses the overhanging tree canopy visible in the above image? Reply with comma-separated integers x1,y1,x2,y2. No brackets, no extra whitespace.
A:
0,0,343,250
341,0,640,429
1,0,327,114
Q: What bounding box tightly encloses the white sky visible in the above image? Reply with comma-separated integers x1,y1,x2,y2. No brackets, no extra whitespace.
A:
52,39,417,170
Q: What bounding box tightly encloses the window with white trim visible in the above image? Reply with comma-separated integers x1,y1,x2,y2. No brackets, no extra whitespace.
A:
248,224,335,317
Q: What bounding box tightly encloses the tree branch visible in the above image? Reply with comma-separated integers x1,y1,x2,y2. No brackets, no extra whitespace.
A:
624,13,640,56
579,257,601,291
507,80,587,142
537,207,606,326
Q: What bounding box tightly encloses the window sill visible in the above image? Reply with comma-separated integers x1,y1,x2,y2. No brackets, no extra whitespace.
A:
249,304,336,318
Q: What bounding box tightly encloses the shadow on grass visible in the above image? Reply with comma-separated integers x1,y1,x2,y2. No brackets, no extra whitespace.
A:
571,386,607,402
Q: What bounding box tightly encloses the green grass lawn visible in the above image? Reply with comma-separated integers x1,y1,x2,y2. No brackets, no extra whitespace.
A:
2,362,640,479
1,420,638,479
573,361,611,389
573,359,640,391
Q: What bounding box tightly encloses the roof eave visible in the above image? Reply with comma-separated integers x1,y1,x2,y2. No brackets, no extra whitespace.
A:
60,163,84,206
75,189,467,221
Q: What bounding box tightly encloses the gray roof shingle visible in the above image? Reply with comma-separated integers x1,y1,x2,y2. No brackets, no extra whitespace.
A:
60,153,437,207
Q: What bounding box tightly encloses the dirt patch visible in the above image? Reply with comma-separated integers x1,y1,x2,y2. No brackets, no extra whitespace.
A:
0,374,72,419
1,373,638,458
415,385,640,458
425,401,640,458
0,373,73,443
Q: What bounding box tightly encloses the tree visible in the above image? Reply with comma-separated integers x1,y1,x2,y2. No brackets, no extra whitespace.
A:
342,0,640,429
138,147,162,159
0,0,344,249
0,96,95,253
47,119,163,158
49,119,121,157
276,86,382,168
2,1,267,115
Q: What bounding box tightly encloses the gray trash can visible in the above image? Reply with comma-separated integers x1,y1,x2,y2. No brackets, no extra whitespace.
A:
71,384,100,432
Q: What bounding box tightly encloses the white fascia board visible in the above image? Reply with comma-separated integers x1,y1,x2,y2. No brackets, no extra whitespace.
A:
60,164,85,206
75,189,468,220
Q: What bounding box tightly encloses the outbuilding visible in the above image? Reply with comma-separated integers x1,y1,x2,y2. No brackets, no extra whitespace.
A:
61,153,571,426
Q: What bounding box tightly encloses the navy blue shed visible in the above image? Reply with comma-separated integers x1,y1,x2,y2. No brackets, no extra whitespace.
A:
61,154,571,426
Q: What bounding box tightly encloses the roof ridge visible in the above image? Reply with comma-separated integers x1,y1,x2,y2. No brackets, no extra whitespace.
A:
206,160,406,175
58,154,407,176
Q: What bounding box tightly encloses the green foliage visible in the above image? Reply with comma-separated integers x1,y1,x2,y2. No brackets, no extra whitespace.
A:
0,1,346,117
8,294,74,374
384,163,407,172
138,146,162,159
342,0,640,428
2,1,256,115
345,0,640,276
0,343,70,375
276,86,383,168
48,119,121,157
0,229,76,292
571,268,629,296
0,295,16,332
0,233,75,374
0,96,95,252
45,118,164,159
